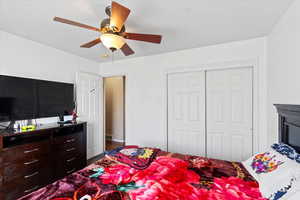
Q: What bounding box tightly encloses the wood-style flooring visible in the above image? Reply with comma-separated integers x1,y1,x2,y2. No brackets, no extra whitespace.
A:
87,153,105,165
87,140,125,165
106,140,125,151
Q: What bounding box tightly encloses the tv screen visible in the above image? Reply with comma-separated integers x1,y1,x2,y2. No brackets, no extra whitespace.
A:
37,80,74,118
0,97,14,122
0,76,37,121
0,75,74,122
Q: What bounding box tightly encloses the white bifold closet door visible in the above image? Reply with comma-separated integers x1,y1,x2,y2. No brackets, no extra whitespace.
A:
167,72,206,156
206,68,253,161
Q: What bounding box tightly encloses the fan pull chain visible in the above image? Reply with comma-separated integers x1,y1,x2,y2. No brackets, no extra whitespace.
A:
111,51,115,63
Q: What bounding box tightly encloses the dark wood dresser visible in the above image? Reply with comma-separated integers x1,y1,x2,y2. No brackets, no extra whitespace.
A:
0,122,87,200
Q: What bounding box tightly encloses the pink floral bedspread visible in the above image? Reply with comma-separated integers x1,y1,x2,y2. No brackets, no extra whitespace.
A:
18,148,266,200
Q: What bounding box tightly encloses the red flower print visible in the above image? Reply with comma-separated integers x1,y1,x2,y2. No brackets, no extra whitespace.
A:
100,157,267,200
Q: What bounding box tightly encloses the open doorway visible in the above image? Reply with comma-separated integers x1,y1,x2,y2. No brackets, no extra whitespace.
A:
104,76,125,151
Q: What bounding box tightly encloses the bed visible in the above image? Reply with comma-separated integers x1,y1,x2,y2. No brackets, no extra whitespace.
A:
17,104,300,200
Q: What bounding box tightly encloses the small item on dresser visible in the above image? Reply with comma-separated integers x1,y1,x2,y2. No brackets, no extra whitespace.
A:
21,125,36,131
13,122,19,130
58,113,64,124
72,110,78,123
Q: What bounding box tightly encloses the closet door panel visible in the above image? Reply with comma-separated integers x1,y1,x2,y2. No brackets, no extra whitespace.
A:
167,72,206,156
206,68,253,161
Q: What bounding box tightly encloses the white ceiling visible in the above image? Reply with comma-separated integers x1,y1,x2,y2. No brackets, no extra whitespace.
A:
0,0,294,63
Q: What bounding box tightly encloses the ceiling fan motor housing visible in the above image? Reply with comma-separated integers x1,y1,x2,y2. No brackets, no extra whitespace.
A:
101,5,126,34
100,18,110,31
100,18,125,34
105,6,111,16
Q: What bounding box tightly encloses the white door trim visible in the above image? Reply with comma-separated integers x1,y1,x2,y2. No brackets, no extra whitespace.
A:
164,58,261,154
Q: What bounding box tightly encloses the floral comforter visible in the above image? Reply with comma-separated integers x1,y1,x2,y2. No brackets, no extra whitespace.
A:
19,146,267,200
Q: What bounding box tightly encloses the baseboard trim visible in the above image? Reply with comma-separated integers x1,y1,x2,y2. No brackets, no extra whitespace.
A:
110,139,125,143
87,153,105,165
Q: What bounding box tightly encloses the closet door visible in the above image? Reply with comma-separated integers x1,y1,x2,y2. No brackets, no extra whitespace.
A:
167,72,206,156
206,68,253,161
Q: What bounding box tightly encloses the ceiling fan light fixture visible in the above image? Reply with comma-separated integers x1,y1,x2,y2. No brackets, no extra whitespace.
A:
100,33,125,50
53,1,162,57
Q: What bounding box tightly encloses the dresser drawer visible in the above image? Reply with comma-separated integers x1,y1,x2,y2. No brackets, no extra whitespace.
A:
57,155,83,170
54,132,81,146
54,149,83,179
2,140,50,165
3,157,49,183
55,140,81,155
55,156,83,179
57,144,82,158
1,178,40,200
0,152,3,166
52,124,84,137
0,167,3,188
1,167,50,200
54,133,83,158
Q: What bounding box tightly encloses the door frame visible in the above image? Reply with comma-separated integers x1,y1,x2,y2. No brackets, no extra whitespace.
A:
165,59,262,155
102,75,127,151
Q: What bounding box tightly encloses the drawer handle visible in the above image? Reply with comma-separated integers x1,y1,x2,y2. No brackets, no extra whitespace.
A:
24,148,39,154
67,157,76,163
66,147,76,152
66,138,76,143
24,171,39,179
24,185,39,194
67,168,76,174
24,159,39,165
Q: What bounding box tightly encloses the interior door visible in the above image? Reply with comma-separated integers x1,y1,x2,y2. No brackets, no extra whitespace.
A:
167,72,206,156
76,72,103,159
206,68,253,161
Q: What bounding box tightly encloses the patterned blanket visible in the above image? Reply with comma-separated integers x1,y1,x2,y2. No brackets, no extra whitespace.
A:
18,146,266,200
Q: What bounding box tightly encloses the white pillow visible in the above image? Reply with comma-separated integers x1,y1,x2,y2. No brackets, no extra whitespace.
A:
266,167,299,200
269,143,300,200
242,144,300,200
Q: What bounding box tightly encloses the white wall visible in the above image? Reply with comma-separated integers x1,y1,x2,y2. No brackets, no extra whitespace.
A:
0,30,99,123
99,37,268,151
0,30,99,83
268,0,300,145
105,77,124,142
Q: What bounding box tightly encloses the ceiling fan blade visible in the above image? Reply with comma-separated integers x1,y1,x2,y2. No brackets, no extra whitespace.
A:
120,43,134,56
53,17,100,32
124,33,162,44
110,1,131,32
80,38,101,48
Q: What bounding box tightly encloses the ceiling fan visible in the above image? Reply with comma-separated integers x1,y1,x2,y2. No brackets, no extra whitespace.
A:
53,1,162,56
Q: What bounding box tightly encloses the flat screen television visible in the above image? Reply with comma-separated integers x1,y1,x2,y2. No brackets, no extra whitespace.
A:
0,76,37,122
0,97,14,122
0,75,74,122
37,80,74,118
